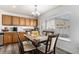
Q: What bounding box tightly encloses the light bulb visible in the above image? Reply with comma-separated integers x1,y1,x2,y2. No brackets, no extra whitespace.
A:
36,11,40,16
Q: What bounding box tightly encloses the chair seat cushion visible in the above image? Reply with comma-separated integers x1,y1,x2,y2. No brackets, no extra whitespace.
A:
23,41,32,46
37,44,46,53
23,41,36,51
37,44,54,53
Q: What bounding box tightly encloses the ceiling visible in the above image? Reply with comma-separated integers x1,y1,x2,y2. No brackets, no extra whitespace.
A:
0,5,58,17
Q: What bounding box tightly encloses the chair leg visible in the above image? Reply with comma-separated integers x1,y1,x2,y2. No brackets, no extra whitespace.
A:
53,47,56,54
53,51,55,54
53,49,56,54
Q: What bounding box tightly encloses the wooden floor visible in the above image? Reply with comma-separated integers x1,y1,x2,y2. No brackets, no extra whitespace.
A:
0,35,3,45
0,43,19,54
0,43,70,54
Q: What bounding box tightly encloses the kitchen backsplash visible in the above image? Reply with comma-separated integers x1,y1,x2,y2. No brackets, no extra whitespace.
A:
1,26,34,32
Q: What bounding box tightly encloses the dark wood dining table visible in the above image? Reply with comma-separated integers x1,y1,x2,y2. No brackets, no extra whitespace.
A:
24,34,48,48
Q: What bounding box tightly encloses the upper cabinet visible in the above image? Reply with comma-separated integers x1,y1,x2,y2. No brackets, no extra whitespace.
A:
25,18,30,26
12,16,20,25
33,19,38,27
30,19,34,26
2,15,38,26
2,15,12,25
30,18,38,26
20,17,26,26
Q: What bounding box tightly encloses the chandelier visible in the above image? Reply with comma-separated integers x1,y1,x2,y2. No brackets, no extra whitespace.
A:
32,5,40,18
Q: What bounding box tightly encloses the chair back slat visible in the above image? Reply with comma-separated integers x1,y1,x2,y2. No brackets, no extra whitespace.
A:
45,34,59,53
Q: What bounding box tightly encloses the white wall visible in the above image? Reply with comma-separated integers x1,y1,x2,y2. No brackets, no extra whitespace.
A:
39,5,79,53
0,10,34,32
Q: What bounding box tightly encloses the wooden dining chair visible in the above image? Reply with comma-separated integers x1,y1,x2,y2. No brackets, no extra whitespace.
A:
17,33,36,54
37,34,59,54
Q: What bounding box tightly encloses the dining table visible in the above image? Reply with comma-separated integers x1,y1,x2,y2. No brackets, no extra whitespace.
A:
24,34,48,49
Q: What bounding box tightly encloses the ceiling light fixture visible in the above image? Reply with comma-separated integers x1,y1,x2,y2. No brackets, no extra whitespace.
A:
32,5,40,18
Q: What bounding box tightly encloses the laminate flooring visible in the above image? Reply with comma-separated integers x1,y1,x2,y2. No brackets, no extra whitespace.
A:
0,43,70,54
0,43,19,54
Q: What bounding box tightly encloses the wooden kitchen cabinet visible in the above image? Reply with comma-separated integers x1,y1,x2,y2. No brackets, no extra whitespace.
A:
3,32,26,45
30,19,34,26
33,20,36,26
18,32,26,41
30,19,38,26
33,19,38,26
2,15,38,26
12,16,20,25
20,17,26,26
3,32,13,45
12,32,18,43
25,18,30,26
2,15,12,25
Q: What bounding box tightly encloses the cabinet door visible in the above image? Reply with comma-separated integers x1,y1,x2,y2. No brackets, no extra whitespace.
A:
20,17,26,26
31,19,38,26
25,18,30,26
18,32,26,41
30,19,34,26
3,32,12,45
12,16,20,25
2,15,12,25
33,19,38,26
12,32,18,43
33,20,36,26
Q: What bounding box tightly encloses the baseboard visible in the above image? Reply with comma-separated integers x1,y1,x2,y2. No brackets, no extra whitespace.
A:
56,47,72,54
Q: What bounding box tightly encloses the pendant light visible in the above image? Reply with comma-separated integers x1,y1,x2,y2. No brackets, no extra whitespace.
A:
32,5,40,18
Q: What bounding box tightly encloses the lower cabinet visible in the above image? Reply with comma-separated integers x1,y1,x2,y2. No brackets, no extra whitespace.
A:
18,32,26,41
3,32,13,45
3,32,25,45
12,32,18,43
